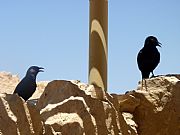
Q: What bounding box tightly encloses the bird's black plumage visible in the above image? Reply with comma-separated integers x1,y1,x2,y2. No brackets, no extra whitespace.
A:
137,36,161,79
13,66,44,101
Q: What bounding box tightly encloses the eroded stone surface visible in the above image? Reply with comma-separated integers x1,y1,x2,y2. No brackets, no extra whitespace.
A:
0,72,180,135
0,93,43,135
37,80,130,135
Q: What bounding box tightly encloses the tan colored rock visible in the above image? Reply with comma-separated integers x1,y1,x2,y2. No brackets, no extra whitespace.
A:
107,94,138,135
37,80,137,135
122,112,138,134
0,72,19,94
127,75,180,135
1,71,180,135
71,80,107,100
115,94,140,113
0,93,43,135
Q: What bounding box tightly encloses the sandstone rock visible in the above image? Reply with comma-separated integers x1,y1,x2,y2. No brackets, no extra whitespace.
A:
0,72,19,94
115,94,140,113
0,93,43,135
122,112,138,134
37,80,110,134
128,75,180,135
71,80,106,100
0,71,180,135
37,80,137,135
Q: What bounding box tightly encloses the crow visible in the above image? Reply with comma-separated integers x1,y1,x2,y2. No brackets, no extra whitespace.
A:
13,66,44,101
137,36,161,79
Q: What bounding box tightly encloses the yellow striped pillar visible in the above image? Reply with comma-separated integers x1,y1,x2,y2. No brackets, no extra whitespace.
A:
89,0,108,91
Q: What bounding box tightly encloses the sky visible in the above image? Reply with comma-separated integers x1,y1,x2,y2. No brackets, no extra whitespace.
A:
0,1,179,94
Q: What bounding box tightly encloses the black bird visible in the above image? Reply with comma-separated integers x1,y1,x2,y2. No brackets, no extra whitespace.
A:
13,66,44,101
137,36,161,79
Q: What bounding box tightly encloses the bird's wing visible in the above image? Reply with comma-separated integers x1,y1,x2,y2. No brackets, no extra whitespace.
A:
137,49,144,71
137,48,160,72
151,49,160,71
14,77,36,94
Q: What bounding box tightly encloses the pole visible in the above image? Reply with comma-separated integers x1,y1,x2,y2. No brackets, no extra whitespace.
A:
89,0,108,91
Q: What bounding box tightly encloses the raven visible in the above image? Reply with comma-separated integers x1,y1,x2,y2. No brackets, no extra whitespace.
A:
13,66,44,101
137,36,161,79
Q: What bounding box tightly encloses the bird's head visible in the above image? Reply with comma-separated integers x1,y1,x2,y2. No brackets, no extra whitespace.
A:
144,36,162,48
26,66,44,78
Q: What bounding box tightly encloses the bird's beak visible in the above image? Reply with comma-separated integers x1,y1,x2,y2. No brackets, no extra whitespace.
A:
38,67,44,72
157,42,162,47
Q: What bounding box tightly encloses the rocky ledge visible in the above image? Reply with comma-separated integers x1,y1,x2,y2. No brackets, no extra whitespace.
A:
0,72,180,135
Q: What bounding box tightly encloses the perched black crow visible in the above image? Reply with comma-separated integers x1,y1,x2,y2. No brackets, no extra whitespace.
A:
13,66,44,101
137,36,161,79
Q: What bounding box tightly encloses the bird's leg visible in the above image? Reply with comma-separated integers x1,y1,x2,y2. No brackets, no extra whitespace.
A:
141,79,148,91
141,78,143,90
145,79,147,91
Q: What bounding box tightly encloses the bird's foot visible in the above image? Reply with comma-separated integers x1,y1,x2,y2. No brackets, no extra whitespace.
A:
150,74,155,78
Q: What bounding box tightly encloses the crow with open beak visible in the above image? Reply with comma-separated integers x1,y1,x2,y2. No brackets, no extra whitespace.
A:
137,36,162,79
13,66,44,101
